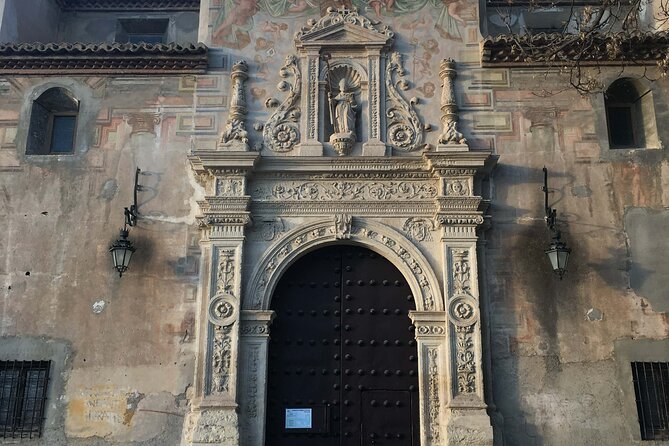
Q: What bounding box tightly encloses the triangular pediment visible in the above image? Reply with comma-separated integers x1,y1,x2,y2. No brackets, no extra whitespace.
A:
295,7,394,48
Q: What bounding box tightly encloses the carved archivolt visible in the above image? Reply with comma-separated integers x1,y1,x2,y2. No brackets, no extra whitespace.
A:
245,218,442,312
386,52,427,152
263,55,301,152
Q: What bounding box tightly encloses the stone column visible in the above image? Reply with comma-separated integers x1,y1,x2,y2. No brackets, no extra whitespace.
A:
185,152,258,446
425,151,494,446
410,311,447,446
238,311,275,446
437,59,467,151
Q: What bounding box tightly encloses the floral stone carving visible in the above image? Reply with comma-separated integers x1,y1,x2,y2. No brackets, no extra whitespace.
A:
386,52,428,152
263,55,301,152
219,60,250,150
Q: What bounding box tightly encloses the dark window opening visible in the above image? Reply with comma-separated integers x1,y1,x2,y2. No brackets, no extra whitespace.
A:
26,87,79,155
0,361,51,439
605,78,657,149
117,19,169,44
632,362,669,441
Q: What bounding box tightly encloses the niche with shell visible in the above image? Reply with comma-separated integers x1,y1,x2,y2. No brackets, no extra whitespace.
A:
320,62,367,146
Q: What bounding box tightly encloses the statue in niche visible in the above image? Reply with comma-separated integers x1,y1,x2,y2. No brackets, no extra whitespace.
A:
331,79,358,136
326,68,359,157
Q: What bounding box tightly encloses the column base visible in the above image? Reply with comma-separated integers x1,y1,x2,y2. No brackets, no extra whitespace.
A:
183,405,240,446
445,406,494,446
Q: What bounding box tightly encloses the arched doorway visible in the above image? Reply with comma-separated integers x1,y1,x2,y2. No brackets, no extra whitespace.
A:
266,245,420,445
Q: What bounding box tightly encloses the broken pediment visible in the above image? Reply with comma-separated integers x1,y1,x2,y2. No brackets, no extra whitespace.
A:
295,7,394,49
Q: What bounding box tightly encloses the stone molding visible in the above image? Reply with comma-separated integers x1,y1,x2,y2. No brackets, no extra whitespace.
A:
245,218,443,312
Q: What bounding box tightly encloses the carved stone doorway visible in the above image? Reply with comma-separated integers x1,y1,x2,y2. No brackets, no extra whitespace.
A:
266,245,420,445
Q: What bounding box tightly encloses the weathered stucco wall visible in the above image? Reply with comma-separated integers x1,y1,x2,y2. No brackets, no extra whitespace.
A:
0,0,666,445
0,74,203,444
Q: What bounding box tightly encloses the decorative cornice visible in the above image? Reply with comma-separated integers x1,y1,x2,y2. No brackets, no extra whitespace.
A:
54,0,200,11
0,42,207,74
481,31,669,67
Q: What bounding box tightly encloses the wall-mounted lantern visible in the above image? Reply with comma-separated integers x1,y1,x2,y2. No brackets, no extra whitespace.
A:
109,168,141,277
542,167,571,279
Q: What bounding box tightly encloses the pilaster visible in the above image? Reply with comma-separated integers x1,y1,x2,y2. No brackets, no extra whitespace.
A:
184,149,259,446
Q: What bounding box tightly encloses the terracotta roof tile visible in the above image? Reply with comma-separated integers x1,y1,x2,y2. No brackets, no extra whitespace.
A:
55,0,200,11
481,31,669,66
0,42,207,74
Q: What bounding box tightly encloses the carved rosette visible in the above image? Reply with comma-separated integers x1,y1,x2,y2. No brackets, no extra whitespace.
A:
438,59,466,145
263,55,301,152
219,60,250,150
208,294,237,326
386,52,427,152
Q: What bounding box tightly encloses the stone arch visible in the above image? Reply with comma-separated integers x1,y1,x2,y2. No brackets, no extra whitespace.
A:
244,217,443,312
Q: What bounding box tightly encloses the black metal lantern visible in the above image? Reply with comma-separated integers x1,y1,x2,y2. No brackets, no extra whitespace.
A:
109,229,136,277
542,167,571,279
109,167,141,277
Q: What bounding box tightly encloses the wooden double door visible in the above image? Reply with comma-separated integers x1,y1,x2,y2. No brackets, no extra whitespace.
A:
266,245,420,445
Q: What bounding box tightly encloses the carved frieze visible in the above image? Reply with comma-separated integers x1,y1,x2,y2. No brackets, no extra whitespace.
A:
252,181,437,201
263,55,301,152
216,178,244,197
386,52,428,152
219,60,250,151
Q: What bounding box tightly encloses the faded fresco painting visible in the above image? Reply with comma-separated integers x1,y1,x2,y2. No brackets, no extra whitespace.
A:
209,0,476,50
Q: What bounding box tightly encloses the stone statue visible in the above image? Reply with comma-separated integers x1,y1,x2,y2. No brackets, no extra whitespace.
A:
330,79,357,137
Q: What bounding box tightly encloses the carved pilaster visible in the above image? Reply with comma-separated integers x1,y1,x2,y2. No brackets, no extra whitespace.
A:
239,311,275,446
298,51,323,156
219,60,250,151
410,311,447,445
437,59,467,151
362,50,386,156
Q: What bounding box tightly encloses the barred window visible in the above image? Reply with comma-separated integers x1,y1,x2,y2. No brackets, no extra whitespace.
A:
632,362,669,440
0,361,51,438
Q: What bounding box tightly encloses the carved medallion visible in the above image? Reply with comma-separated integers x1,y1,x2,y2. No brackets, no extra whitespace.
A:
208,293,237,326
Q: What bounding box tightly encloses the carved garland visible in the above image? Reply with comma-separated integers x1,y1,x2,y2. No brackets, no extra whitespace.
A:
263,55,301,152
246,220,440,311
385,51,427,152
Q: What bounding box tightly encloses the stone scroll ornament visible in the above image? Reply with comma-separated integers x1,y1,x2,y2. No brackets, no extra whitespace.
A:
263,55,301,152
220,60,250,150
386,51,428,152
438,59,467,145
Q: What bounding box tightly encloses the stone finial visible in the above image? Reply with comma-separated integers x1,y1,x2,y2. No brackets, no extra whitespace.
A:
437,59,467,149
219,60,250,151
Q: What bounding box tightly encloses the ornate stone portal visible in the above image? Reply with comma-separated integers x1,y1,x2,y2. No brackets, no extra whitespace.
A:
185,7,494,446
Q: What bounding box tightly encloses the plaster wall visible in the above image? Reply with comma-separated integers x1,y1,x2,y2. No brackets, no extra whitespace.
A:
0,74,203,444
0,0,60,42
0,0,666,445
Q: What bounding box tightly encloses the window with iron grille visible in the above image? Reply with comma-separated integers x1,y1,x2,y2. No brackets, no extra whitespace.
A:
632,362,669,440
0,361,51,439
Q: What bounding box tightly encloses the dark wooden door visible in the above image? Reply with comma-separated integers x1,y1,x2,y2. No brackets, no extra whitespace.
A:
266,245,420,445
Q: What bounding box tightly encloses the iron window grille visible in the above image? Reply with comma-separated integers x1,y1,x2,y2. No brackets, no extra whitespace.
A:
632,362,669,441
0,360,51,439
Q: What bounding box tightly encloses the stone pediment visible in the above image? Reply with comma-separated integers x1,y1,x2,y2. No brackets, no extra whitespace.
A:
295,7,394,49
